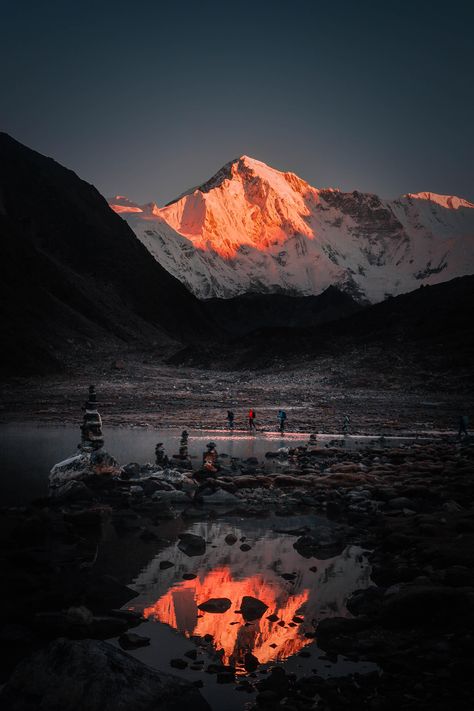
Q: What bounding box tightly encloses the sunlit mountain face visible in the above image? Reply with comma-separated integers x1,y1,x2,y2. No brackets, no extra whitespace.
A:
129,520,371,671
109,156,474,301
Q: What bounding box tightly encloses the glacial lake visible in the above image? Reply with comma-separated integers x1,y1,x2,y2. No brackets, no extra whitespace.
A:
0,423,435,505
0,425,311,505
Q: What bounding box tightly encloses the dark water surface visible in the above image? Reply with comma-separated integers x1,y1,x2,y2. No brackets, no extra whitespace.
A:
107,514,377,711
0,425,311,505
0,423,435,505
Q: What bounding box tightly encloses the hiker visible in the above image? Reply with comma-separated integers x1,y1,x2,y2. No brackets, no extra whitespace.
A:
277,409,287,433
458,414,469,438
248,408,256,430
227,410,235,430
343,414,350,435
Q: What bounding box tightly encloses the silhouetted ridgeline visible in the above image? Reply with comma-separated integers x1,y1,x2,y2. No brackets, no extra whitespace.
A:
171,276,474,373
203,287,361,337
0,133,209,375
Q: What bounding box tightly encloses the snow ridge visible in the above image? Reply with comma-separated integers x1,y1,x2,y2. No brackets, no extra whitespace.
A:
109,158,474,302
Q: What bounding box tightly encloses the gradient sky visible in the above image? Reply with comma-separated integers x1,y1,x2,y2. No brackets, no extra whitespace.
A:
1,0,473,204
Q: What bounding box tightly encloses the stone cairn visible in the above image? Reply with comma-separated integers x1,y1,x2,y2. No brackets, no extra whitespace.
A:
179,430,189,459
155,443,169,468
171,430,193,471
202,441,218,473
80,385,104,451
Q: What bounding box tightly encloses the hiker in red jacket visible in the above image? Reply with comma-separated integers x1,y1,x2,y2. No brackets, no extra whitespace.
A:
248,408,256,431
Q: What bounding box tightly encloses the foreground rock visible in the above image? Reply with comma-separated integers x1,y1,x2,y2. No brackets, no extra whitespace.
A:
0,638,210,711
198,598,232,613
240,596,268,621
177,533,206,556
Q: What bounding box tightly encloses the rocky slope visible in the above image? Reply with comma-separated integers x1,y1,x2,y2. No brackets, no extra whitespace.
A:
0,133,209,375
171,275,474,384
110,156,474,301
204,286,361,337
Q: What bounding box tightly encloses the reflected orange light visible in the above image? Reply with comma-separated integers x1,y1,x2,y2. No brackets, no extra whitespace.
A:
143,566,312,665
110,204,144,214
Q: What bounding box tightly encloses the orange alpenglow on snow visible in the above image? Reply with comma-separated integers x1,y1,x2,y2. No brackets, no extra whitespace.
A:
109,196,144,214
156,156,320,258
405,192,474,210
143,566,312,665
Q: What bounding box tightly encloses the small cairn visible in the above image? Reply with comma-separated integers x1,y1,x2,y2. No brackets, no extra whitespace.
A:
179,430,189,459
171,430,193,471
80,385,104,451
155,442,169,468
50,385,119,496
202,442,218,474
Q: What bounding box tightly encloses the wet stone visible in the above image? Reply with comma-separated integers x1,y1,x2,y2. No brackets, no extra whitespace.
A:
241,596,269,621
170,658,188,669
178,533,206,557
198,598,232,613
118,632,150,650
159,560,174,570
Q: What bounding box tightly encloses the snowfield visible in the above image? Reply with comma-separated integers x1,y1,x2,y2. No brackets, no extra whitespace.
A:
109,156,474,302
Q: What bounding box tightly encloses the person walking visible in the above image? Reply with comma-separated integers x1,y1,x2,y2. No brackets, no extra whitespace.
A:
277,409,287,433
226,410,235,430
343,414,350,435
458,414,469,439
248,408,256,431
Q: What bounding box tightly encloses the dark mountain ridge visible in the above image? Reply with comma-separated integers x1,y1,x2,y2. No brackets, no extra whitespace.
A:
171,276,474,379
203,286,362,337
0,133,209,374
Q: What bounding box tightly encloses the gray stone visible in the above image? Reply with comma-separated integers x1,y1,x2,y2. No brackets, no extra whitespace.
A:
0,638,210,710
177,533,206,557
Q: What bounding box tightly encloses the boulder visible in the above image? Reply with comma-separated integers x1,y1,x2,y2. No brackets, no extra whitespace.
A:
198,598,232,613
177,533,206,557
240,596,268,621
49,450,121,494
201,489,240,505
378,585,474,628
152,491,190,504
293,531,345,560
0,638,210,710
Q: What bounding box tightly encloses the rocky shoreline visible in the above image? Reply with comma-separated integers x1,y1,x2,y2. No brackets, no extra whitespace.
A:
1,428,473,710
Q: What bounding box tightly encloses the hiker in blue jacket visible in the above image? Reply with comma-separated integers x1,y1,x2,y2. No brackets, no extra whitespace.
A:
277,409,287,433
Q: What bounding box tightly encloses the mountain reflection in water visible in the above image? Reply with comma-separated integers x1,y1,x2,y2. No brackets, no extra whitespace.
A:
131,520,371,670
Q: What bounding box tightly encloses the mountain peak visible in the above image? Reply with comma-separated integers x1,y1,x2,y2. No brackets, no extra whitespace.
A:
405,192,474,210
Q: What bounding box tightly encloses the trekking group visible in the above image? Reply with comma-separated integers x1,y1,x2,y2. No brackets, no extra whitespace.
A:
226,408,287,433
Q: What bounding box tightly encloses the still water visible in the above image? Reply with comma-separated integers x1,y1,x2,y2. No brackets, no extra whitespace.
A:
109,514,377,711
0,423,432,505
0,424,311,505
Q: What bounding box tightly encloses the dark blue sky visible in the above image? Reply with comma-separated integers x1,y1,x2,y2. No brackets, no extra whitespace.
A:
1,0,473,204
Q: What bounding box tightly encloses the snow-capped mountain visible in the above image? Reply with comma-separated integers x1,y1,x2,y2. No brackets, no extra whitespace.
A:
109,156,474,302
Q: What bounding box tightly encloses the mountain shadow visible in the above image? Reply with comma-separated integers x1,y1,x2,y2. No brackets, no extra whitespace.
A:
0,133,209,375
203,286,362,337
172,276,474,381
